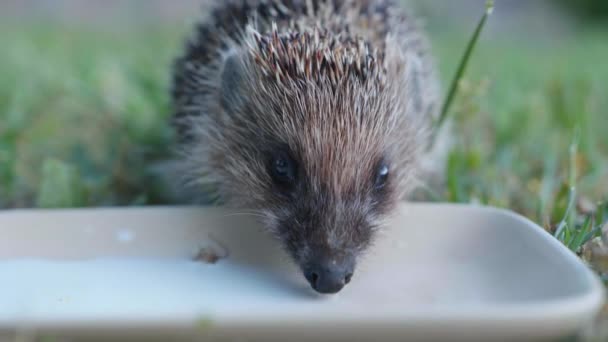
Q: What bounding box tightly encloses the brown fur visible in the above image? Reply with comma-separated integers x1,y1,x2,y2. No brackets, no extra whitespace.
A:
170,0,443,283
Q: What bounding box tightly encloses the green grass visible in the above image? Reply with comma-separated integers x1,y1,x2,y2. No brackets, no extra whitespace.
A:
433,27,608,257
429,3,608,260
0,22,180,207
0,16,607,261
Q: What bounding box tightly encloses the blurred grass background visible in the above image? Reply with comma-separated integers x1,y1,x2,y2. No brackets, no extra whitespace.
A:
0,1,606,251
0,22,177,207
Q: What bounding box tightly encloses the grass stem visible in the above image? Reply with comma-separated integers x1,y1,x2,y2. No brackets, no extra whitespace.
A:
433,0,494,142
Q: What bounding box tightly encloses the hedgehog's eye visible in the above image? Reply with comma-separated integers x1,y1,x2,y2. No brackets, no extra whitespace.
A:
269,151,297,187
374,163,389,190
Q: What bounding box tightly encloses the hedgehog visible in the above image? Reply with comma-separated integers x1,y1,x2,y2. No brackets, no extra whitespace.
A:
170,0,447,294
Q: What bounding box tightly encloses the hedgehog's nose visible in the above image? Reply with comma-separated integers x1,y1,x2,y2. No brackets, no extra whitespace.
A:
304,257,355,294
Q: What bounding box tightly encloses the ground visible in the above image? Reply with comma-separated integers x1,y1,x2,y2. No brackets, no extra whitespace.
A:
0,2,607,339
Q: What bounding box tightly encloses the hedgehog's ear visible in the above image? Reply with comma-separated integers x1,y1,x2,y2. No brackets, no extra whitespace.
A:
220,52,247,113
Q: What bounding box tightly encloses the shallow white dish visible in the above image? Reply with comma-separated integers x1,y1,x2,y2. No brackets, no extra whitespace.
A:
0,203,603,341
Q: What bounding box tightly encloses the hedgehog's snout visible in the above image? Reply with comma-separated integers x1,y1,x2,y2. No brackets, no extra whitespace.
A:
303,254,355,294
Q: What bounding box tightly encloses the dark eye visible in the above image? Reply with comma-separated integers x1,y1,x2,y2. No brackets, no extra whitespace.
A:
374,163,389,190
269,151,297,187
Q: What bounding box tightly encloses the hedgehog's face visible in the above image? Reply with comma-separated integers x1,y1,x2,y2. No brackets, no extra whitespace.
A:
211,41,423,294
215,121,401,295
256,144,396,294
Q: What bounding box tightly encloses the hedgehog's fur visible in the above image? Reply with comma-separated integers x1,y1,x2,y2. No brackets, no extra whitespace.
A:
170,0,447,293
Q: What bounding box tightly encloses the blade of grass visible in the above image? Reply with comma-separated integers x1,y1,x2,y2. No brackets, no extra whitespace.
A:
582,224,603,247
568,215,594,252
597,202,606,227
554,185,576,239
433,0,494,143
567,129,580,230
554,133,580,239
